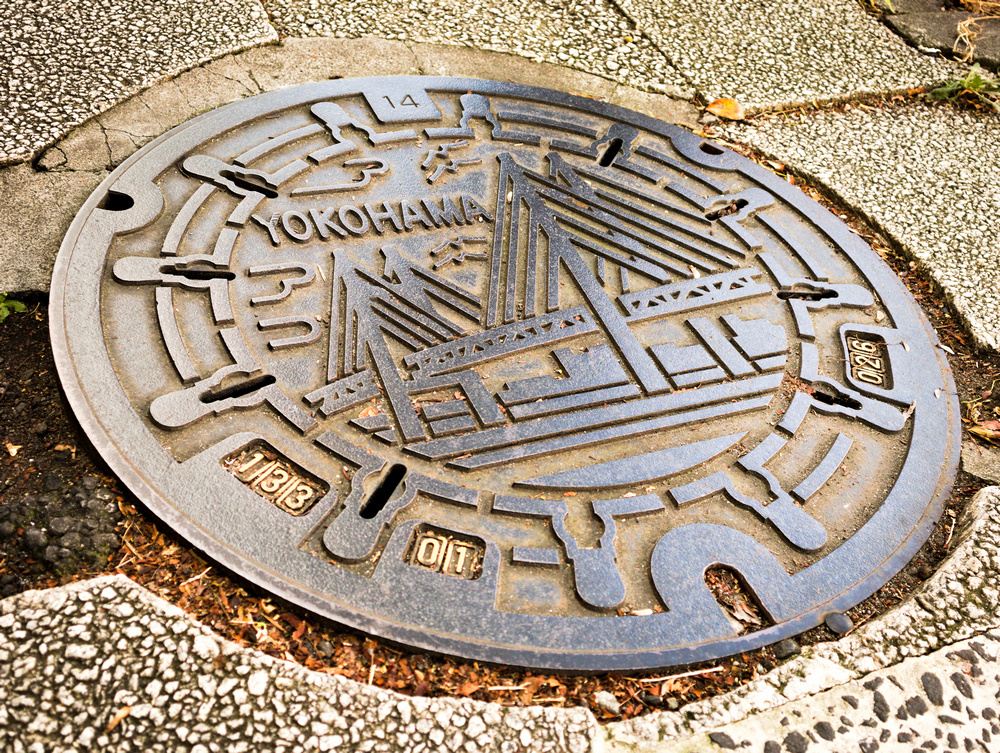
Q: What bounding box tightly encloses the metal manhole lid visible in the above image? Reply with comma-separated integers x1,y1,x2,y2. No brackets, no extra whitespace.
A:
51,77,960,671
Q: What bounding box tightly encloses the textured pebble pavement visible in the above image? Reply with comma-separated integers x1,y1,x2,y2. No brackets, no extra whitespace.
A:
0,577,596,752
3,487,1000,752
0,0,275,166
720,106,1000,352
3,0,1000,750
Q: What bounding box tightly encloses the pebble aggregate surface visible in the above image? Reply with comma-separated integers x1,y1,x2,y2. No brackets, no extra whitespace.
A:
721,104,1000,352
612,0,960,108
642,636,1000,752
0,0,276,166
262,0,959,111
261,0,692,96
0,575,597,752
604,487,1000,750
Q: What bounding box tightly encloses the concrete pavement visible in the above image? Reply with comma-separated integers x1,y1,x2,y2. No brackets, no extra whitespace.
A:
1,1,999,750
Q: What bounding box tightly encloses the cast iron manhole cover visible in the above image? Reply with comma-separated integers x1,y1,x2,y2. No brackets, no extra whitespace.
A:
52,77,960,670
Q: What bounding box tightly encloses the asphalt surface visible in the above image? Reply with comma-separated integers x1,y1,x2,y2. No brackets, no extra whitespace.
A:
1,1,999,751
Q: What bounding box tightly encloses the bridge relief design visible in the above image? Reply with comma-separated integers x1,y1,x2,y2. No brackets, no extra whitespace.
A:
60,79,957,669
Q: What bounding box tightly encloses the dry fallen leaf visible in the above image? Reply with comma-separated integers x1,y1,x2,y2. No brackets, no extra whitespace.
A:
4,442,20,457
520,676,545,705
970,424,1000,442
358,403,380,419
706,97,746,120
107,706,131,732
731,601,763,626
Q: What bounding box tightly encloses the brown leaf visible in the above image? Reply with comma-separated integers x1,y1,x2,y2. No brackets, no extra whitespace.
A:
970,425,1000,442
706,98,746,120
457,681,481,696
107,706,131,732
731,600,762,626
520,676,545,705
358,403,380,419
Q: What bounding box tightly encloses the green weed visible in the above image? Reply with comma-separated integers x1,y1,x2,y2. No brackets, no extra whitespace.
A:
0,293,27,324
928,64,1000,113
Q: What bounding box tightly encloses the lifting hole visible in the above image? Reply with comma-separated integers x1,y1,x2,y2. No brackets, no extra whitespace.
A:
812,390,863,411
162,264,236,281
705,198,748,220
219,170,279,199
699,141,724,156
598,138,624,167
98,190,135,212
359,464,408,519
200,374,275,404
776,287,837,301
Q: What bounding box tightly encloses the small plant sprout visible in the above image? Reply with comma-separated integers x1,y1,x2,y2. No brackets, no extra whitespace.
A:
928,64,1000,113
0,293,27,324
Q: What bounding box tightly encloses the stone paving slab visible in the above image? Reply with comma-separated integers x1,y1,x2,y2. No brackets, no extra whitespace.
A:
0,575,596,752
0,38,697,295
878,1,1000,72
262,0,693,96
630,634,1000,752
719,103,1000,352
602,486,1000,749
0,0,276,167
614,0,961,109
963,440,1000,486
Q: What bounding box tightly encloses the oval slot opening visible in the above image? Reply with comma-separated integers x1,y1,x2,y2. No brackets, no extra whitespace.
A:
812,389,863,411
99,190,135,212
200,374,275,404
776,288,837,301
598,138,624,167
162,264,237,281
220,170,279,199
360,464,408,519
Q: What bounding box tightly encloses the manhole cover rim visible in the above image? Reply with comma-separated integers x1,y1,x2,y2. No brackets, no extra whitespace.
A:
50,76,962,671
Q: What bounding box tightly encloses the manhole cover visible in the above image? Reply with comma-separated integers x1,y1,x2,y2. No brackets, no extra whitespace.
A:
52,77,960,670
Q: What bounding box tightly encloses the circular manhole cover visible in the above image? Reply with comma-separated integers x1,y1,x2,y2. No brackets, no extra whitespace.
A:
52,77,960,670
